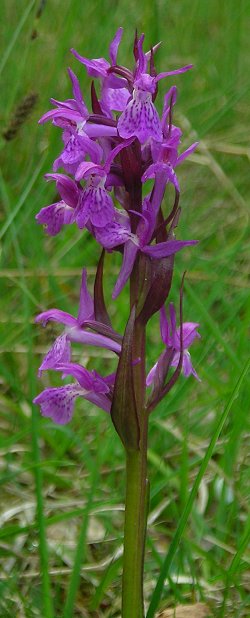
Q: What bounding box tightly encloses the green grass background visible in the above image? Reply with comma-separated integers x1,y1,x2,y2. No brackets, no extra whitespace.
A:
0,1,249,616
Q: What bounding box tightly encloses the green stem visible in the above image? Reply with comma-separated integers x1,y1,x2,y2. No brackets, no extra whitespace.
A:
122,430,148,618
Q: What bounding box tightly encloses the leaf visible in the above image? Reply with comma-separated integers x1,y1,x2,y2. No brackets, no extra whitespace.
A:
111,306,140,450
94,249,112,326
138,254,175,325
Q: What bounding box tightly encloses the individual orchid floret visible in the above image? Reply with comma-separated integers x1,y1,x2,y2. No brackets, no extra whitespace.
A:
35,173,79,236
34,362,113,425
147,303,201,387
39,68,89,127
117,34,192,143
39,68,117,174
71,28,130,115
36,269,121,375
53,128,103,175
95,196,198,298
142,86,198,191
144,133,198,193
74,137,134,229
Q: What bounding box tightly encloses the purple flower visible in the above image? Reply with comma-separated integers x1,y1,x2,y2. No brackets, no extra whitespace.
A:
36,269,121,374
74,138,134,229
95,196,198,298
147,303,201,386
117,34,192,143
35,173,79,236
33,362,112,424
71,28,130,116
39,68,89,128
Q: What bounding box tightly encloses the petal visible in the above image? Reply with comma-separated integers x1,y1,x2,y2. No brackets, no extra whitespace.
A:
142,239,198,258
77,269,94,325
35,309,78,328
112,241,138,299
39,107,82,125
182,351,200,380
109,27,123,65
156,65,193,82
53,362,109,393
101,84,129,113
135,34,147,76
146,360,159,386
75,161,102,181
176,141,199,166
38,334,71,374
181,322,201,348
60,134,85,165
76,187,115,229
104,136,135,173
84,123,118,138
71,49,109,77
45,173,79,208
33,384,80,424
35,202,74,236
142,162,180,192
67,68,88,117
162,86,178,129
118,90,162,143
68,326,121,354
84,391,111,413
94,220,131,249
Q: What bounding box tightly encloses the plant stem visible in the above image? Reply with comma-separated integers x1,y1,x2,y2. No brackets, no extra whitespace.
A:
122,426,148,618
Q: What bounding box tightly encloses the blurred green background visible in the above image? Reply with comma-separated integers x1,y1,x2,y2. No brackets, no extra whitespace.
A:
0,1,249,616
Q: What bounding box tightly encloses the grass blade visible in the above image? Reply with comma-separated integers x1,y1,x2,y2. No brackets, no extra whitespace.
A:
0,0,35,76
146,357,250,618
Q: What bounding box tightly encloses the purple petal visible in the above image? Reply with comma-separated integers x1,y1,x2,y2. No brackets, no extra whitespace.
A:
109,27,123,65
68,326,121,354
77,269,94,325
84,123,118,139
35,309,78,328
171,350,200,381
176,141,199,166
39,107,83,125
135,34,147,76
60,134,85,166
67,68,88,117
38,334,71,374
118,90,162,143
142,239,198,258
142,162,179,191
101,84,129,113
94,220,131,249
162,86,178,128
173,322,201,350
75,161,103,181
54,362,109,393
33,384,80,424
45,174,79,208
156,65,193,82
73,132,103,165
71,49,109,78
35,202,74,236
146,360,158,386
104,136,135,173
76,187,115,229
112,241,138,299
84,391,111,413
137,196,157,246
